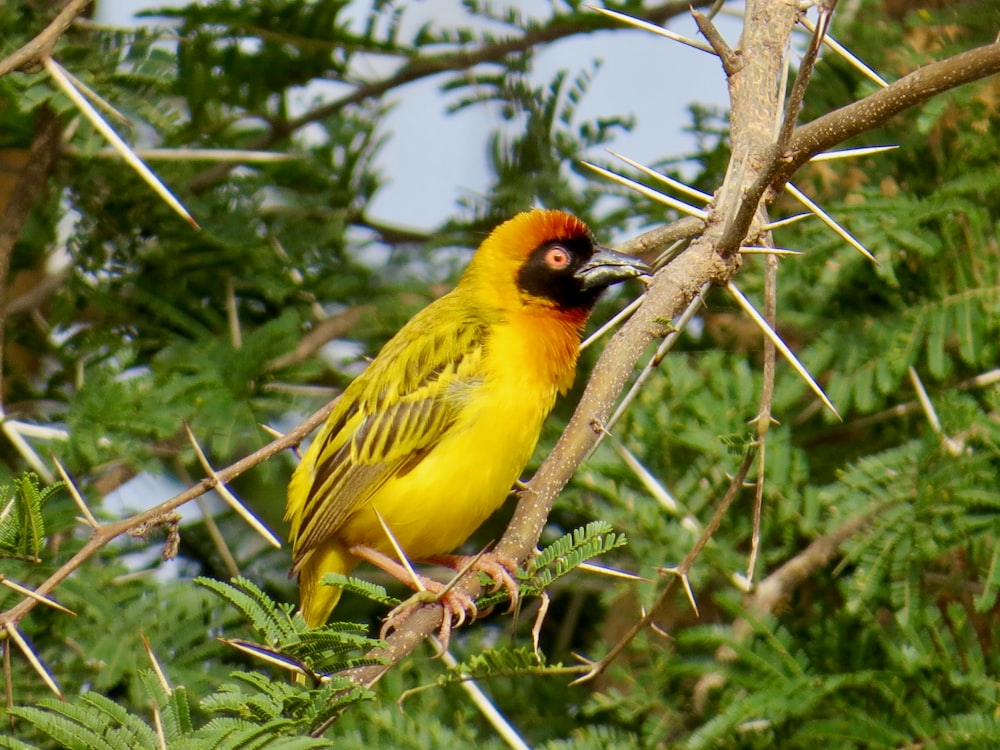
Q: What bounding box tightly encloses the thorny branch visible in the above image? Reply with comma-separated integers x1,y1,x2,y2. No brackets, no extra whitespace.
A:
0,401,335,630
0,0,93,78
342,1,1000,689
692,504,885,710
780,38,1000,186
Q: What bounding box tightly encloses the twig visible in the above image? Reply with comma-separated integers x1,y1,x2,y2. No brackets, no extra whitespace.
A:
590,7,715,55
694,504,883,704
830,367,1000,432
570,449,758,684
781,40,1000,184
0,399,336,630
2,268,69,317
267,306,372,372
614,216,705,258
0,0,93,78
773,1,832,156
692,9,742,75
747,249,779,585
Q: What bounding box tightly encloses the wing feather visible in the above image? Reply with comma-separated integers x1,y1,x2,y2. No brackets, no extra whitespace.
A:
287,297,491,573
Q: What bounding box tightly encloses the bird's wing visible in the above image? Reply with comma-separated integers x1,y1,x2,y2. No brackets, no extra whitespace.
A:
288,303,491,573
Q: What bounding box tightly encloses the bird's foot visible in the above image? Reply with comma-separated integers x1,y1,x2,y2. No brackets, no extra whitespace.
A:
346,544,519,649
379,579,478,651
427,552,521,613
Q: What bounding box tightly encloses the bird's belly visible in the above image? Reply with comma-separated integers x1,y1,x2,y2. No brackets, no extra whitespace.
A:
339,384,553,561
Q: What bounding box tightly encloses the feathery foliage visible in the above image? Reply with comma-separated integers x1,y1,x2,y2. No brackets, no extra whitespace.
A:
0,474,63,562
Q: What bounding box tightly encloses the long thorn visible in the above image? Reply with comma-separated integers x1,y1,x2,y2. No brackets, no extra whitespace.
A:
906,366,964,455
258,423,285,441
50,454,99,530
5,624,62,698
581,162,709,219
531,593,550,660
739,246,803,256
439,649,532,750
43,57,199,229
762,213,812,231
58,65,132,125
588,6,715,53
607,436,678,513
785,182,876,263
226,278,242,350
372,507,425,592
908,366,941,434
800,16,889,88
0,418,53,483
184,423,282,548
434,548,490,601
0,576,75,616
606,285,709,434
141,633,172,695
83,147,294,162
726,282,841,420
607,150,713,202
577,561,651,583
659,567,700,617
811,145,898,161
580,295,643,352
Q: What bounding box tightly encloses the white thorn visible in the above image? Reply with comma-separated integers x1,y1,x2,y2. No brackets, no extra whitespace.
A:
727,281,842,421
785,182,876,263
589,6,715,53
582,162,708,220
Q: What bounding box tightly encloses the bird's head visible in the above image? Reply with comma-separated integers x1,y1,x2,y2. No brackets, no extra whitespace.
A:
463,209,651,319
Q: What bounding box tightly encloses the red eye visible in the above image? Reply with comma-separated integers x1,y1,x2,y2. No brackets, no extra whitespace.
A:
544,245,571,270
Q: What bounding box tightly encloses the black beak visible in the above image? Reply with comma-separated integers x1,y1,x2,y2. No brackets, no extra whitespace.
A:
573,246,652,291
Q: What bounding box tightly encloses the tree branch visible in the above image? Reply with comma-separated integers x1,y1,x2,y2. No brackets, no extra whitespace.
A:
691,504,883,711
780,39,1000,183
0,0,93,78
0,400,335,629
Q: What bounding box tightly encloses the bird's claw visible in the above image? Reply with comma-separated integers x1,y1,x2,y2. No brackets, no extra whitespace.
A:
376,552,521,648
471,553,520,613
379,584,478,651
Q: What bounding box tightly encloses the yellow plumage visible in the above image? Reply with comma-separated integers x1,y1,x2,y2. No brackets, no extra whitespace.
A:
286,209,649,628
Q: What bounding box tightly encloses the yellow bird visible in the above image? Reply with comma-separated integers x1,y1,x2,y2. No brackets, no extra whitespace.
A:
286,209,650,635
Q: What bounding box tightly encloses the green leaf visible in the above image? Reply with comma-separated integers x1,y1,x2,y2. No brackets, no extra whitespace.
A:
0,473,63,562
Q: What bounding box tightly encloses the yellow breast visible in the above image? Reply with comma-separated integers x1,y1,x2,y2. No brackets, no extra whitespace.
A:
335,308,578,560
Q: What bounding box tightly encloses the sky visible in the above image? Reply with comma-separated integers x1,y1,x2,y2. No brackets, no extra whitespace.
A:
94,0,735,230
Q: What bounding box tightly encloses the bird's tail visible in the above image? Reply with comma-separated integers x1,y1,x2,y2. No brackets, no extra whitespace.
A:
298,541,356,628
